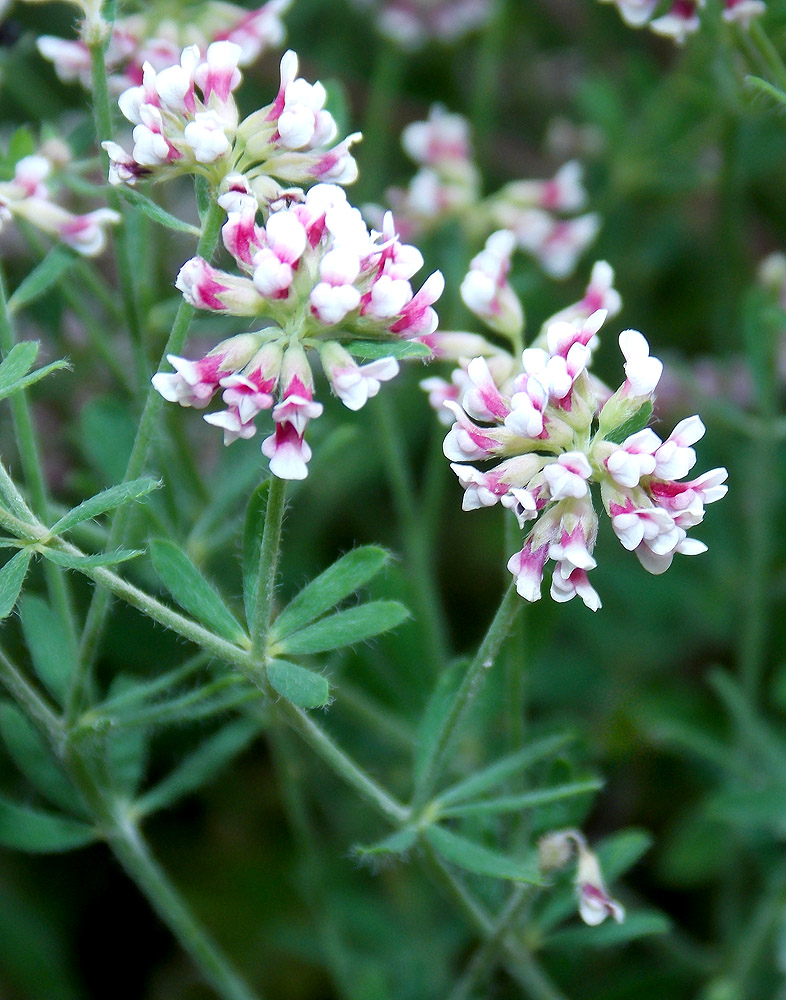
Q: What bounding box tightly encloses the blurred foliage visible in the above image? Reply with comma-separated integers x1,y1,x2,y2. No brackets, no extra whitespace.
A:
1,0,786,998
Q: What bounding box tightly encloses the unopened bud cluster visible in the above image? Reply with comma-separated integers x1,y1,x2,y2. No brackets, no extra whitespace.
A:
154,182,442,480
430,233,727,610
380,104,599,279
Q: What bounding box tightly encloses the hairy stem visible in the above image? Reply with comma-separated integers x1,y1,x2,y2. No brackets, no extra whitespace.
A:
251,475,287,655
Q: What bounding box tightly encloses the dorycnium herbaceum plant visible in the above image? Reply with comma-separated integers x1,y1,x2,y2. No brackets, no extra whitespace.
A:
3,0,786,996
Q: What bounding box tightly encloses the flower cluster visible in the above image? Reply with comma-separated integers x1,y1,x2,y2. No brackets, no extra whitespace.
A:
598,0,763,42
351,0,493,49
103,45,360,195
423,248,622,424
539,829,626,927
380,104,599,279
37,0,290,91
0,146,119,256
434,237,726,610
154,182,442,479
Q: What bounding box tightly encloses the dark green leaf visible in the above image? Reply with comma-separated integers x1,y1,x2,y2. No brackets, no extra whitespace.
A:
18,595,76,704
267,659,331,708
545,910,670,950
149,539,249,645
707,786,786,831
710,669,786,773
49,478,160,536
745,75,786,111
604,401,654,446
347,340,432,361
0,703,80,814
440,780,603,818
0,794,97,853
7,248,77,313
43,548,142,570
425,825,541,883
274,601,408,656
0,549,32,619
271,547,392,640
242,480,269,628
597,829,653,881
353,828,417,857
137,718,261,816
115,186,201,236
438,734,576,806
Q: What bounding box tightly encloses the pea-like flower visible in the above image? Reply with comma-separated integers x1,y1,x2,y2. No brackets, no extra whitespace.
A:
153,183,441,480
103,46,360,194
442,308,727,610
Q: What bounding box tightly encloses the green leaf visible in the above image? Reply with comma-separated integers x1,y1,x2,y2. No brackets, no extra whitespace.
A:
137,718,261,816
440,780,603,818
242,480,269,627
353,828,417,857
438,734,576,806
425,825,541,883
271,546,392,640
42,548,142,570
115,186,201,237
0,359,70,402
48,478,160,536
0,342,38,391
18,595,76,704
0,794,97,853
710,669,786,773
545,910,670,950
267,659,331,708
6,126,36,166
0,549,32,619
604,401,654,446
0,703,81,815
347,340,432,361
707,786,786,832
149,539,249,646
274,601,408,656
7,247,77,313
746,75,786,111
597,829,653,881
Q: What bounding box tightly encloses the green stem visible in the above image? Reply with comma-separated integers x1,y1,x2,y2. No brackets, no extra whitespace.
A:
251,475,287,654
412,581,520,810
748,20,786,93
268,695,410,825
107,810,263,1000
423,843,565,1000
89,37,148,392
72,195,226,721
357,40,406,203
371,392,448,673
0,644,62,747
449,885,530,1000
469,0,510,156
0,263,80,690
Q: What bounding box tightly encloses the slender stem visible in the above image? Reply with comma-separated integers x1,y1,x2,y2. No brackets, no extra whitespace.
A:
269,695,410,825
72,195,225,719
371,392,448,672
357,40,406,203
0,262,80,683
422,843,565,1000
107,810,263,1000
0,644,62,746
470,0,510,157
412,581,520,810
449,885,530,1000
748,19,786,93
504,515,526,760
89,37,148,392
251,475,287,654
